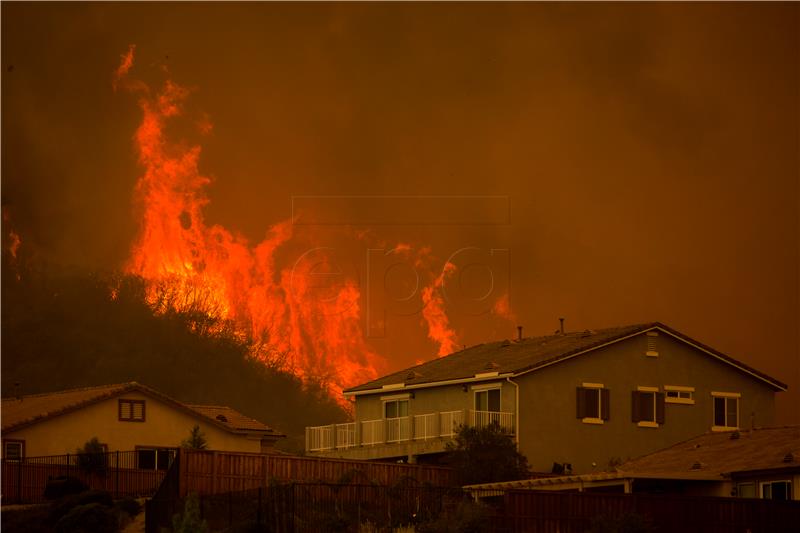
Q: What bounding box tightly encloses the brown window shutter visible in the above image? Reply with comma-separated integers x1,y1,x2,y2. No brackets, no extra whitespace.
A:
119,400,131,420
631,391,641,423
656,393,665,424
576,387,586,418
601,389,611,421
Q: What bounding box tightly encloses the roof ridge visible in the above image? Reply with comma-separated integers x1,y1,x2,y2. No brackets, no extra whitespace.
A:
1,382,136,401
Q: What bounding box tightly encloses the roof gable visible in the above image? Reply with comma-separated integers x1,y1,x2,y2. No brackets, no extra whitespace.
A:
345,322,786,395
1,382,282,437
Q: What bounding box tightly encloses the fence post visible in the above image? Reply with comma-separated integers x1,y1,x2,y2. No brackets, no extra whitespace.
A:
17,457,23,503
257,486,262,527
228,489,233,527
115,450,120,498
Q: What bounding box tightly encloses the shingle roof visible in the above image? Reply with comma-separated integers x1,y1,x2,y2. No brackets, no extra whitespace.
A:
1,382,283,437
465,426,800,491
618,425,800,478
345,322,786,394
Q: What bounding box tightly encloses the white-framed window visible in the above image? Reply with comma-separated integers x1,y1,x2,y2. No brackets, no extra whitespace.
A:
3,439,25,461
474,386,501,413
383,399,409,419
664,385,695,405
632,387,664,428
711,392,740,431
576,383,609,424
645,331,659,357
760,480,792,500
737,482,756,498
136,447,175,471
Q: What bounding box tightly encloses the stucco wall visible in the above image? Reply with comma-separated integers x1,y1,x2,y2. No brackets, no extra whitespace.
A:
515,332,777,474
5,391,263,456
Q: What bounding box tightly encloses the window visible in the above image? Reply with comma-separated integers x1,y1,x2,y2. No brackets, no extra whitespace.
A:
664,385,695,405
119,399,146,422
576,384,609,424
3,440,25,461
737,482,756,498
761,481,792,500
384,399,408,419
475,388,501,412
645,331,659,357
712,392,739,430
632,388,665,427
136,447,175,471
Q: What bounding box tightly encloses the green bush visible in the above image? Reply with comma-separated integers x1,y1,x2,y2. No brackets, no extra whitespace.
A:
54,502,118,533
44,476,89,500
171,493,209,533
591,513,656,533
114,497,142,517
49,489,114,525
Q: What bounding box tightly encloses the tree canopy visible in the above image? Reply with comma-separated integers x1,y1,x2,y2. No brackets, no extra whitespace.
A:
446,423,531,486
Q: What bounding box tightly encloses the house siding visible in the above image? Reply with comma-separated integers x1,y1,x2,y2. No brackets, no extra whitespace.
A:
4,391,263,456
515,332,776,474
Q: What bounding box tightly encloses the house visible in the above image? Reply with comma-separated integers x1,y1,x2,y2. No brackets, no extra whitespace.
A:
305,322,786,474
1,382,284,461
463,425,800,501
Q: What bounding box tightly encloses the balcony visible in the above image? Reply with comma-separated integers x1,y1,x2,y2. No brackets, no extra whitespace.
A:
305,409,514,453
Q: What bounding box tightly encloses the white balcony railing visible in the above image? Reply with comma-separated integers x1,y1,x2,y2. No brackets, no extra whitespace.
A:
439,410,465,437
469,410,515,433
361,419,385,446
335,423,356,449
414,413,438,440
306,408,515,452
305,424,334,451
386,417,411,443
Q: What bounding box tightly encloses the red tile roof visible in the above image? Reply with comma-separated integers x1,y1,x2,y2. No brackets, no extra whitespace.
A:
345,322,786,394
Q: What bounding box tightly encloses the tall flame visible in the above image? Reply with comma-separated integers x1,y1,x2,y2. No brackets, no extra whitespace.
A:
119,49,383,397
421,262,460,356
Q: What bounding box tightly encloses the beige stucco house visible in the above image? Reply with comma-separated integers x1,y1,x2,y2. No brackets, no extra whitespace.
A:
2,382,284,462
306,322,786,474
465,425,800,501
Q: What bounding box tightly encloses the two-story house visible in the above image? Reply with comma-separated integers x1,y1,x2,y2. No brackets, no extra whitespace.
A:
306,323,786,474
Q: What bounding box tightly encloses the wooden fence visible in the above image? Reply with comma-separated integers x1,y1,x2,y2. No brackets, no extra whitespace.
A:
2,451,166,504
178,449,455,496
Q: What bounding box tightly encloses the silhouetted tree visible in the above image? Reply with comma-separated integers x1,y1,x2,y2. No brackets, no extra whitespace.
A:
181,425,208,450
445,423,530,486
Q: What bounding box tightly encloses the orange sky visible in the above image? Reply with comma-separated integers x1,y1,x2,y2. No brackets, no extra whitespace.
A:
2,3,798,422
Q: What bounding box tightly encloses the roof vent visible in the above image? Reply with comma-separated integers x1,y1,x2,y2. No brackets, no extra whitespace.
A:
406,371,423,381
783,452,794,463
216,414,228,423
581,329,592,338
484,361,500,371
690,462,703,470
730,431,740,440
501,340,511,347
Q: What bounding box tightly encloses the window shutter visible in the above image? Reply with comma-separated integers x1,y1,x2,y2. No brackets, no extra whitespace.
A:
601,389,611,421
631,391,641,423
119,400,131,420
576,388,586,418
133,402,144,421
656,393,665,424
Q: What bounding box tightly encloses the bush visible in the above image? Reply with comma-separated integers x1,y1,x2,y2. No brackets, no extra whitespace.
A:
417,499,490,533
49,489,114,525
114,497,142,517
172,493,209,533
76,437,108,476
44,476,89,500
54,502,118,533
591,513,656,533
445,423,531,485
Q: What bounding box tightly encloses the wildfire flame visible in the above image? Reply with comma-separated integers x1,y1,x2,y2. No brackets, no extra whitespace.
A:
116,47,510,399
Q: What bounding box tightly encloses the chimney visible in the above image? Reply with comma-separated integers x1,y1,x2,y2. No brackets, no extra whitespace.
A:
517,326,523,341
559,318,565,335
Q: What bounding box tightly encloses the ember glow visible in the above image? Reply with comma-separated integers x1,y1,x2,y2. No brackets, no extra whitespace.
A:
117,48,502,397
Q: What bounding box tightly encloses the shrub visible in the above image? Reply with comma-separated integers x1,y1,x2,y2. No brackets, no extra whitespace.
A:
445,422,531,485
172,492,209,533
181,425,208,450
114,497,142,517
54,502,118,533
76,437,108,476
49,489,114,525
44,476,89,500
591,513,656,533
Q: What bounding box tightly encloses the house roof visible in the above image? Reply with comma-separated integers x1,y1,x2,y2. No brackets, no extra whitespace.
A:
617,425,800,479
466,426,800,491
344,322,786,394
1,382,284,438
